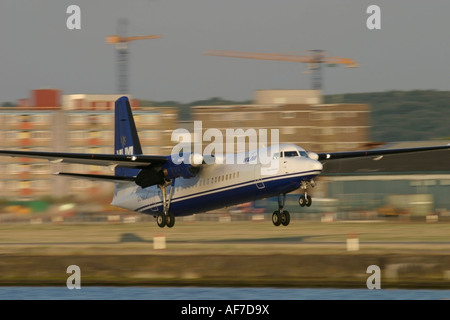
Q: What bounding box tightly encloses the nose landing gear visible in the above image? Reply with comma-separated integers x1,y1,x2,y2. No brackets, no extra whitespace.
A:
298,180,314,207
299,193,312,207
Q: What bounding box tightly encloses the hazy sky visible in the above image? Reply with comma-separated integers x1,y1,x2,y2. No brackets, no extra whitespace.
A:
1,0,450,103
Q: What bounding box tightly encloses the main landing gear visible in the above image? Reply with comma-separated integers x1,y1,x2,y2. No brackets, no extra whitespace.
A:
272,193,290,227
155,179,175,228
272,180,316,227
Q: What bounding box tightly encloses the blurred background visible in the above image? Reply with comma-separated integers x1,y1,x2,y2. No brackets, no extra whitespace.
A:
0,1,449,224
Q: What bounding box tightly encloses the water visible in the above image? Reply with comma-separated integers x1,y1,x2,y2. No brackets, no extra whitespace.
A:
0,286,449,300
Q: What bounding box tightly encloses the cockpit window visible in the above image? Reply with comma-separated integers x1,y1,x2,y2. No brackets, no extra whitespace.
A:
280,150,310,158
284,151,299,157
299,151,309,158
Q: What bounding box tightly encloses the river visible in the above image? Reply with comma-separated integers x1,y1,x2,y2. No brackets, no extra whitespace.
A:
0,286,448,300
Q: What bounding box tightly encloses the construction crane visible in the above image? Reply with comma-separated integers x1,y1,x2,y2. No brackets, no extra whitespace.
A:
205,49,358,90
106,19,161,94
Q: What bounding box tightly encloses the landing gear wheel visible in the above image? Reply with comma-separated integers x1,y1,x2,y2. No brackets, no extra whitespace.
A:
299,194,312,207
272,211,281,226
280,210,290,226
156,212,166,228
305,195,312,207
299,195,306,207
166,212,175,228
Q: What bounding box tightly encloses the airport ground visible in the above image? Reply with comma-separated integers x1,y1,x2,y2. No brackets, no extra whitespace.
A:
0,214,449,289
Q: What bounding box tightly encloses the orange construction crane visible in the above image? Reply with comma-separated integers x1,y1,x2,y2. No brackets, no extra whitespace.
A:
106,19,162,94
205,49,358,90
106,34,162,45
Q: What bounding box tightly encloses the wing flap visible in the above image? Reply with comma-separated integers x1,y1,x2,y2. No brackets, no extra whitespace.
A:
56,172,136,183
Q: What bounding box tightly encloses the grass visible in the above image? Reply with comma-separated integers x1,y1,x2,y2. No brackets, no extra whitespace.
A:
1,219,449,288
0,219,449,255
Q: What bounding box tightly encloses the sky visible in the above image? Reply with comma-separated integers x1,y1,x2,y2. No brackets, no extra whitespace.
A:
1,0,450,103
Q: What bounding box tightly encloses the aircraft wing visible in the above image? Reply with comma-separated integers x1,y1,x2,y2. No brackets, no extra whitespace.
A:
317,144,450,161
56,172,137,183
0,150,168,168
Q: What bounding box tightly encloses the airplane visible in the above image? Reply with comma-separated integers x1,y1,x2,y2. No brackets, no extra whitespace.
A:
0,96,448,228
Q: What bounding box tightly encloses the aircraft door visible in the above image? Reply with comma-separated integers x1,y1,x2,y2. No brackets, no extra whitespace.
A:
254,164,265,189
281,152,289,174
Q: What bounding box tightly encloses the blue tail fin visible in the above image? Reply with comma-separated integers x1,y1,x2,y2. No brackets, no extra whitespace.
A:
114,96,142,177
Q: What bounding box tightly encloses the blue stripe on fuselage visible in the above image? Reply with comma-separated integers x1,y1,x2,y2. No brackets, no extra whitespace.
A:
137,170,319,216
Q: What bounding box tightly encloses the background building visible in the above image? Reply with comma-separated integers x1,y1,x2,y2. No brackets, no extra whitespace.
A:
0,89,177,201
192,90,370,153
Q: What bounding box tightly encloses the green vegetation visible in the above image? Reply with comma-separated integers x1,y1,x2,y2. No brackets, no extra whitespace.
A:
324,90,450,142
1,102,16,107
143,90,450,142
140,97,252,121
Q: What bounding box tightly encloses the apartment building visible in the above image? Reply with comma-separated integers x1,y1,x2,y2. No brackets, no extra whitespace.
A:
0,89,177,200
191,90,370,154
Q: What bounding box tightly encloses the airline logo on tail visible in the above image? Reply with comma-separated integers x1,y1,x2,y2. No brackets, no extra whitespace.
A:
116,135,134,155
116,146,134,155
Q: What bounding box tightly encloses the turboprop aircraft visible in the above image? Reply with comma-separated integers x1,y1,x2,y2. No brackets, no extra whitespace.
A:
0,96,448,228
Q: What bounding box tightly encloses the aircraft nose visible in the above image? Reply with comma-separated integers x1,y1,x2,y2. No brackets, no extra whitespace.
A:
313,160,323,172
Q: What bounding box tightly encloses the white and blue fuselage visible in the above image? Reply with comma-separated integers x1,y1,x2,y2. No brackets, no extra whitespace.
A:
111,144,323,217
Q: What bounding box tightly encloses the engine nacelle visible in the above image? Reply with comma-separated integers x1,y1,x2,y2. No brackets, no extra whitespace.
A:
135,153,202,188
135,162,200,188
163,163,200,180
135,167,165,188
